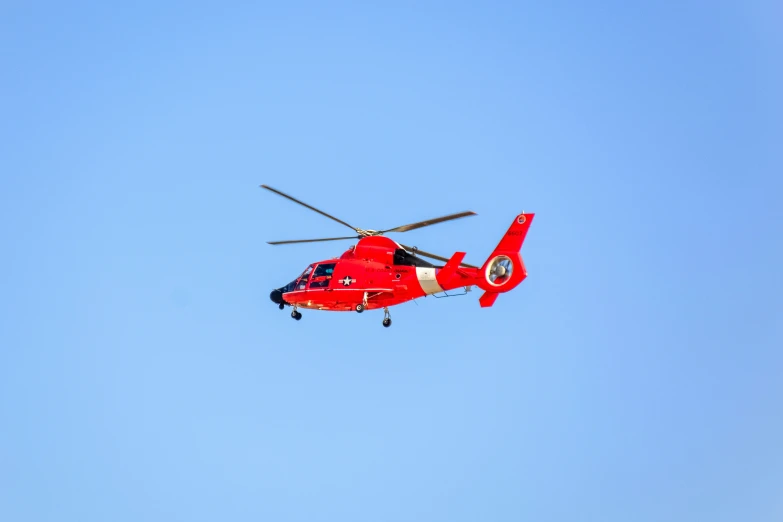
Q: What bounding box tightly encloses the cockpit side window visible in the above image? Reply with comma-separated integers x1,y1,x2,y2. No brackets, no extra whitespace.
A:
314,263,335,277
310,263,336,288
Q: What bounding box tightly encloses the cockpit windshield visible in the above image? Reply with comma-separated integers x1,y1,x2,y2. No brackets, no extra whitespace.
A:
283,265,313,292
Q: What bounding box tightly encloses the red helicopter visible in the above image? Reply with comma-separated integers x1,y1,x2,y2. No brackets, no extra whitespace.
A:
263,185,534,327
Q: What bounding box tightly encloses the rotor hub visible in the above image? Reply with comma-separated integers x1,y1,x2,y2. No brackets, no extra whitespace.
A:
356,229,381,237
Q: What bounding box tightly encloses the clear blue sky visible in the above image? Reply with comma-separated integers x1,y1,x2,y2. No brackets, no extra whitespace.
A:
1,2,781,521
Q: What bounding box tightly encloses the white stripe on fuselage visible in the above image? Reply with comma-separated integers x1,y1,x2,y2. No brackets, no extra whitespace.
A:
415,267,444,295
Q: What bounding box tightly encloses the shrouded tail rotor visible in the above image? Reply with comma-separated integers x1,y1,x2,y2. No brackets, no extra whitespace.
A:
487,255,514,287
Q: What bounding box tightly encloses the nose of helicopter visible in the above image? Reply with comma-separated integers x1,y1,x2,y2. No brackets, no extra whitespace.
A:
270,288,284,305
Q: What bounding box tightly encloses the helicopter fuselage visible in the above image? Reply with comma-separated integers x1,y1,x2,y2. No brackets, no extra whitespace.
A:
260,184,533,326
270,214,533,318
271,237,480,311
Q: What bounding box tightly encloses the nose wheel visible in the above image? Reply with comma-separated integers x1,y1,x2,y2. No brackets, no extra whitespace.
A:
382,307,392,328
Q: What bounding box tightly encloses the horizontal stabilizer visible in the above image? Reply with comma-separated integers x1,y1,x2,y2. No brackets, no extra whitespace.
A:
436,252,466,285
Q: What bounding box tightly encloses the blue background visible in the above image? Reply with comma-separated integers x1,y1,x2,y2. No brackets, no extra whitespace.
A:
2,2,781,521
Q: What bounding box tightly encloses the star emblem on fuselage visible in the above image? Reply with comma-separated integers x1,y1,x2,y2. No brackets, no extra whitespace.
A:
339,276,355,286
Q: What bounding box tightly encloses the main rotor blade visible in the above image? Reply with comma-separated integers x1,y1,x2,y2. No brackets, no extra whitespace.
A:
381,211,476,234
399,243,478,268
267,236,360,245
260,185,359,232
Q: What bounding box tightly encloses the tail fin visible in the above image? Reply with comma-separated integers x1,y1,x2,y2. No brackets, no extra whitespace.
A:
492,213,534,254
477,213,534,306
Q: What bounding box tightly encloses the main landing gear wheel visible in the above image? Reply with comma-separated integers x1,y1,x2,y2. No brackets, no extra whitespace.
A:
355,304,365,313
382,318,391,328
291,310,302,320
382,307,391,327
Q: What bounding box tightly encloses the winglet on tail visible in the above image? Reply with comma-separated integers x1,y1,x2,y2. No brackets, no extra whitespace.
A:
479,291,499,308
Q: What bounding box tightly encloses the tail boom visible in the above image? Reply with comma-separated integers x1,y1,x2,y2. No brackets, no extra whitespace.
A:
428,213,534,307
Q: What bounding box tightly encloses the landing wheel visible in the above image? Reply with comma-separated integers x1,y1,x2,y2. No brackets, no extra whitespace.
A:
355,304,365,313
291,310,302,320
279,303,285,310
382,318,391,328
382,307,391,327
